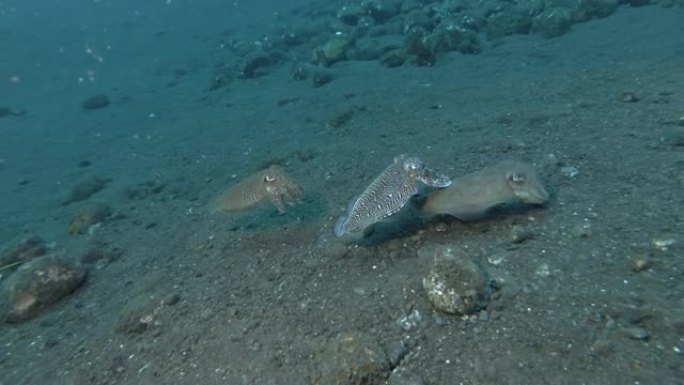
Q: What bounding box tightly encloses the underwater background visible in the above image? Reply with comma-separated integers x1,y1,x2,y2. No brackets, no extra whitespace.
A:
1,1,683,384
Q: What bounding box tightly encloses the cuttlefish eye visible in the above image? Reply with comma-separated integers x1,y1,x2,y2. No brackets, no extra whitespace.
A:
263,175,276,183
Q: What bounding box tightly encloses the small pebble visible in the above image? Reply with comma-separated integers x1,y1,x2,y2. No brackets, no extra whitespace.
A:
652,237,679,252
509,225,534,243
619,91,640,103
388,367,425,385
535,263,551,278
560,166,579,178
541,153,560,168
487,251,507,266
82,94,110,110
591,339,614,356
628,256,653,273
164,293,180,306
398,309,422,331
570,222,592,238
434,222,448,232
623,326,650,341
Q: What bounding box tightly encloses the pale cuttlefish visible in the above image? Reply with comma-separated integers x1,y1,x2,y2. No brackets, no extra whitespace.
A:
212,165,302,214
419,160,549,220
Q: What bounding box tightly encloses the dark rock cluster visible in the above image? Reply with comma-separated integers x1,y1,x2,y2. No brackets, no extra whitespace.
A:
207,0,654,89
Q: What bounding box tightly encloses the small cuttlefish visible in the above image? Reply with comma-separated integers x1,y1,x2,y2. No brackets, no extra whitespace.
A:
334,154,451,237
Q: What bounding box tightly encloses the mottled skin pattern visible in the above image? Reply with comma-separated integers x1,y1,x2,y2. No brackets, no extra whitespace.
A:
335,154,451,237
213,165,302,214
420,160,549,220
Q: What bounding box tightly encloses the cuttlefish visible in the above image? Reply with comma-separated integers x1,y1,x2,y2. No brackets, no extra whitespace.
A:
419,160,549,220
212,165,302,214
335,154,451,237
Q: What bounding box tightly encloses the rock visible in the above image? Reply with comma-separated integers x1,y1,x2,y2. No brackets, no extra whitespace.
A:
123,180,166,200
403,26,434,65
0,235,47,267
325,108,357,129
651,236,682,252
314,331,391,385
0,255,86,323
312,70,335,88
572,0,619,23
116,297,167,335
207,69,231,91
403,10,437,33
622,326,650,341
388,367,424,385
397,308,422,331
590,339,614,356
560,165,580,178
291,63,309,81
421,21,480,56
240,49,281,78
313,36,354,66
82,94,110,110
619,91,640,103
628,255,653,273
78,241,124,265
485,5,534,39
355,15,376,34
361,0,401,23
570,222,592,238
419,244,490,315
534,263,551,278
68,202,112,235
383,338,411,368
622,0,652,5
347,35,403,61
509,225,535,244
531,7,573,38
275,23,324,48
62,176,110,205
337,4,366,25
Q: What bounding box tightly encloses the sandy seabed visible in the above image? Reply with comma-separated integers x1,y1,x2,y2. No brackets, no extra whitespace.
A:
1,3,683,385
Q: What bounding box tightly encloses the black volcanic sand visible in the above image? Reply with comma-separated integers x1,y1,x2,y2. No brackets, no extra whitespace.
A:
0,4,683,385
